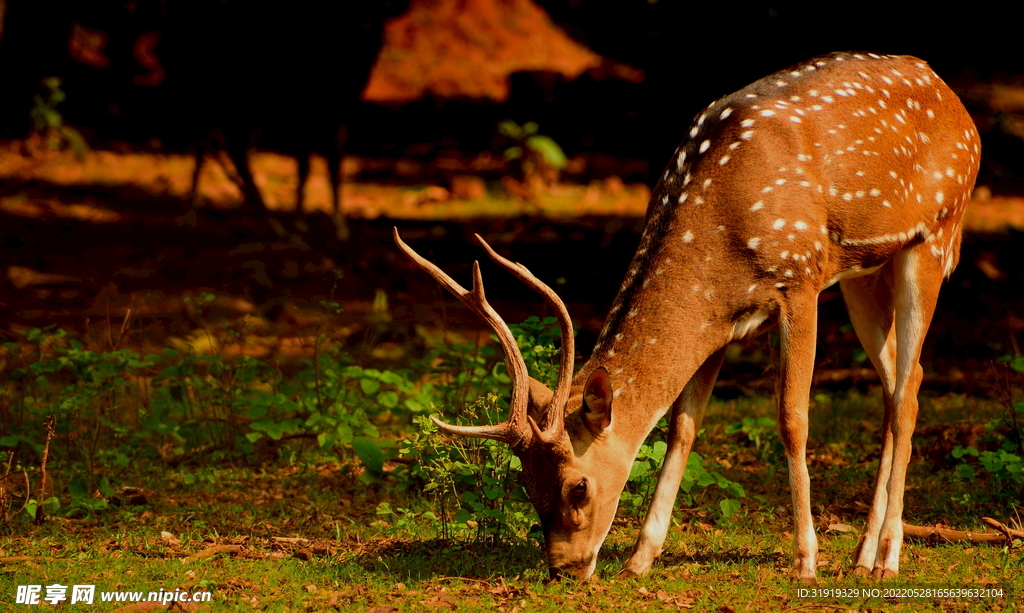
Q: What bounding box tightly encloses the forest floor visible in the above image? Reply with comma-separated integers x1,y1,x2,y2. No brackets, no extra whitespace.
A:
1,143,1023,611
1,390,1021,612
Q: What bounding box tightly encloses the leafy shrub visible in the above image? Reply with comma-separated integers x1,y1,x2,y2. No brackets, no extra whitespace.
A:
392,317,564,543
395,406,536,544
621,440,746,519
948,354,1024,507
498,120,568,173
29,77,89,158
1,326,437,519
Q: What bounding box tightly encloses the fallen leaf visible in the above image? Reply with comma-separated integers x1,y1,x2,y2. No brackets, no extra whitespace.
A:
421,596,457,609
160,531,180,547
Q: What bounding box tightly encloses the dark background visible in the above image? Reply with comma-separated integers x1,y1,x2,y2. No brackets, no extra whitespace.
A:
2,2,1022,188
0,1,1022,383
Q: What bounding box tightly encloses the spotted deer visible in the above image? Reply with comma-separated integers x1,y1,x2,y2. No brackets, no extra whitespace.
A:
395,52,980,582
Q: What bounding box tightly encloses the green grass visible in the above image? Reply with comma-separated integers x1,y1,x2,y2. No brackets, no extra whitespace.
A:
1,389,1020,611
1,321,1021,610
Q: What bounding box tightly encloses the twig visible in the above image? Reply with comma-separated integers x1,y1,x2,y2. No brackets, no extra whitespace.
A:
271,536,311,546
981,517,1024,543
181,544,242,563
903,520,1024,545
35,416,56,524
0,556,50,563
0,449,14,524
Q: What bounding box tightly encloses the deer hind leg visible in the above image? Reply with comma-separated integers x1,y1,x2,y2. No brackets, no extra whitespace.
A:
842,246,941,577
620,347,727,577
777,294,820,582
840,263,898,575
874,247,942,578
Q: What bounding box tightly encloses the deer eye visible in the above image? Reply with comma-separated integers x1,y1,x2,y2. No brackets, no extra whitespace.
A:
571,479,587,500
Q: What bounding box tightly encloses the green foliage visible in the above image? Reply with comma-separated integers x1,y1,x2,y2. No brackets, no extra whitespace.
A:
951,442,1023,497
392,317,566,543
621,441,746,519
948,358,1024,507
725,416,782,462
0,326,434,520
498,120,567,183
399,407,536,544
1000,354,1024,374
29,76,89,158
507,316,561,388
2,318,761,532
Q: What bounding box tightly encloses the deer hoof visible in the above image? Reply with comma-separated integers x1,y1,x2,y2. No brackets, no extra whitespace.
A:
617,567,644,579
790,564,818,584
851,566,872,578
871,568,898,580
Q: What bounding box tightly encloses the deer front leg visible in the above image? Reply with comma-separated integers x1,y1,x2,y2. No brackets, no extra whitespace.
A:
621,347,726,577
778,297,819,583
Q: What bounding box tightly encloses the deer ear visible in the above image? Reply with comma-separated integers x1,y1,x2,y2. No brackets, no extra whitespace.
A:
582,367,613,433
527,377,554,424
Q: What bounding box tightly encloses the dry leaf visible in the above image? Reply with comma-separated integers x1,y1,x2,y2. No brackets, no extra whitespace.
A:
160,531,180,547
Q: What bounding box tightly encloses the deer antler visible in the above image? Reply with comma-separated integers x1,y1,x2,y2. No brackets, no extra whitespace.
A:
393,228,535,447
473,234,574,440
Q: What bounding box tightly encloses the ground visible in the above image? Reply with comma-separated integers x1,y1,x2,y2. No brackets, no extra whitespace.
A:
1,142,1023,611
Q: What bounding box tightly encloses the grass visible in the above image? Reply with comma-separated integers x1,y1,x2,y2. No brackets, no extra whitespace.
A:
1,389,1021,611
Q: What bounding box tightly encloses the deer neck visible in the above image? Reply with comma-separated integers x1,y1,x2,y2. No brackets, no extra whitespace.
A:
577,187,743,446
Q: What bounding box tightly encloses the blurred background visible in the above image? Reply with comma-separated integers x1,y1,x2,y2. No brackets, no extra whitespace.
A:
1,0,1023,387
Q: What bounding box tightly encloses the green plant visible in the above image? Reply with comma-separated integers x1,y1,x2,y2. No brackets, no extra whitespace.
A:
29,76,88,158
394,317,569,542
621,440,746,519
508,316,562,388
726,416,782,462
947,354,1024,507
498,120,567,187
1,326,441,522
400,405,536,544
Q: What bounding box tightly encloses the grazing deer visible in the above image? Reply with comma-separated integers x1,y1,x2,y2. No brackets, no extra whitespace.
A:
395,51,980,582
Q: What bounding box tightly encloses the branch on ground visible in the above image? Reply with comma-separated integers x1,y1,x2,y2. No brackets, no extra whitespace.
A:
903,518,1024,546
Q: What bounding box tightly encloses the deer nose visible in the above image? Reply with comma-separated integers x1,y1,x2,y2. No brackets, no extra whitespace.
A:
548,559,596,581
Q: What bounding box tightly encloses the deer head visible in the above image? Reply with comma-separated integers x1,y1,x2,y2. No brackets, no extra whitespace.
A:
394,228,625,579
